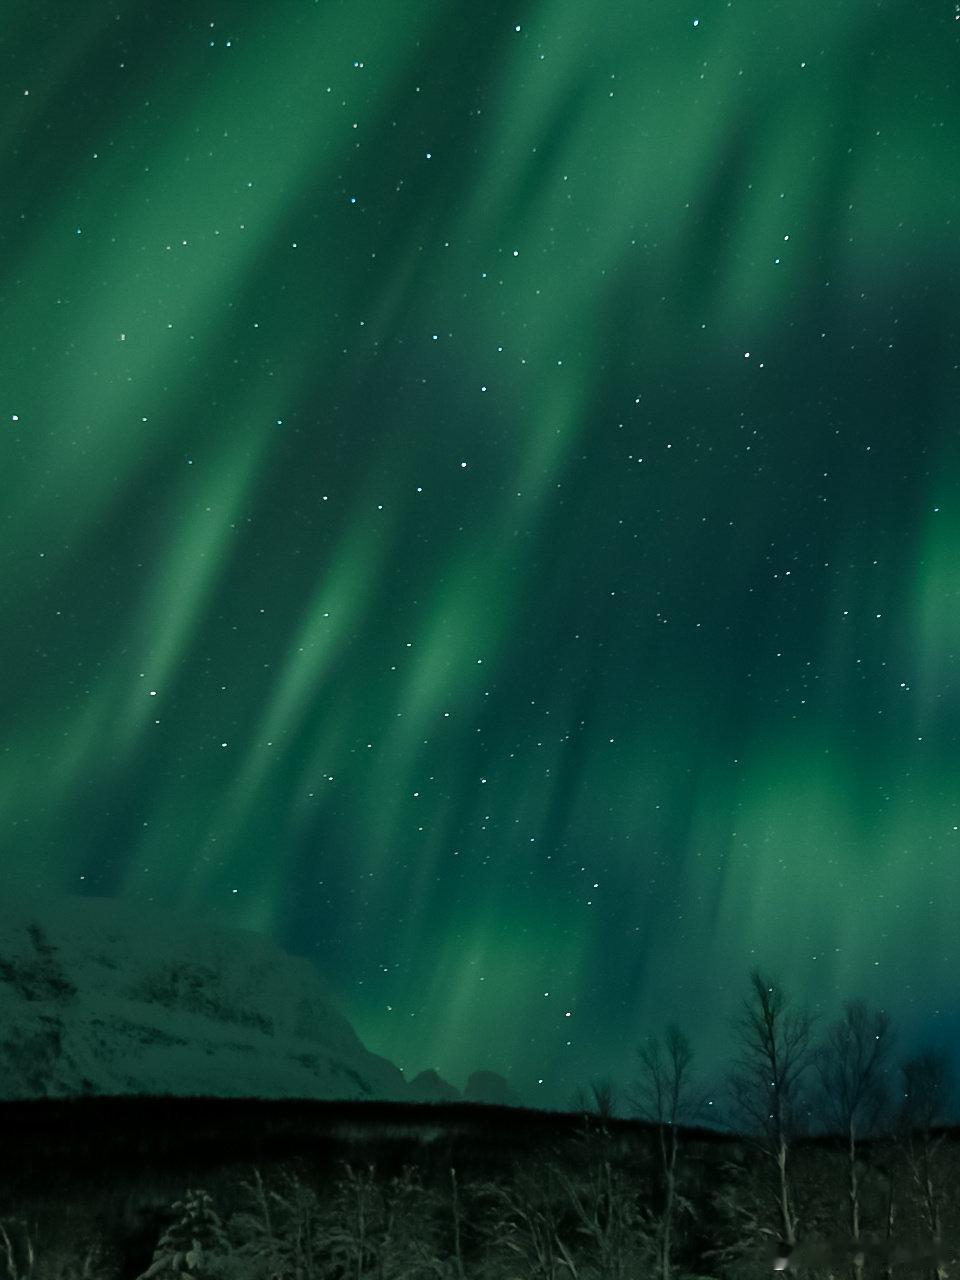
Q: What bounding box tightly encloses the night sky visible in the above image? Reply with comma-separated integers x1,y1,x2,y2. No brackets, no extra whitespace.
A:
3,1,959,1112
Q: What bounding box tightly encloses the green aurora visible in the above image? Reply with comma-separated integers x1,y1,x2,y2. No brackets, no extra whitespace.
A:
2,0,959,1109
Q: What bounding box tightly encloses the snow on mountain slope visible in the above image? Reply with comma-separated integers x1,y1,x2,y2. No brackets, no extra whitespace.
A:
0,893,409,1102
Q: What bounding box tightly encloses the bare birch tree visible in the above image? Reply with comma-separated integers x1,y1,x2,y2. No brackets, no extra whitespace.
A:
725,969,818,1249
555,1147,654,1280
897,1050,955,1277
812,998,895,1280
629,1025,709,1280
569,1078,618,1123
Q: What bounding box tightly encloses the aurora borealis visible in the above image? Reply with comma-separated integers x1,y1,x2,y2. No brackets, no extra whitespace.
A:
2,0,959,1111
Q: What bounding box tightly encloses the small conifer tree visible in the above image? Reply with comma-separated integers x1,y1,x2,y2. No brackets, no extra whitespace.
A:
136,1190,229,1280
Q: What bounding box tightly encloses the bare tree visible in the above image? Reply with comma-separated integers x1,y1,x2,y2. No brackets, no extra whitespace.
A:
897,1050,954,1277
725,969,818,1248
0,1220,35,1280
228,1166,327,1280
629,1025,709,1280
569,1078,618,1123
813,999,895,1280
447,1167,467,1280
321,1162,442,1280
555,1147,654,1280
477,1165,571,1280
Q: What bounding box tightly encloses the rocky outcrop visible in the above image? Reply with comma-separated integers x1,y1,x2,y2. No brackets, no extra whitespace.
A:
407,1068,461,1102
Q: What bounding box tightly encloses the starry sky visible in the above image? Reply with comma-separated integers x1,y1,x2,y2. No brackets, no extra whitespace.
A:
2,0,959,1112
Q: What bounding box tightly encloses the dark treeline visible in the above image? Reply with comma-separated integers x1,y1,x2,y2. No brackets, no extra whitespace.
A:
1,969,957,1280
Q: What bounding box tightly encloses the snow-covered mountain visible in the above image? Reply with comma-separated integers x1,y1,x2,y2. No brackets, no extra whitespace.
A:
0,893,516,1105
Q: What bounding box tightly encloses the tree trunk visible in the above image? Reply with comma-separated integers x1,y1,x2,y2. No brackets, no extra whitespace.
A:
657,1121,679,1280
777,1136,796,1247
928,1174,945,1280
661,1166,674,1280
882,1162,896,1280
849,1123,863,1280
450,1168,466,1280
355,1177,365,1280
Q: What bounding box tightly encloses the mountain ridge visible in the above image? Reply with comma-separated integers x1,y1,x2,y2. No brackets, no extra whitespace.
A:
0,893,520,1107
